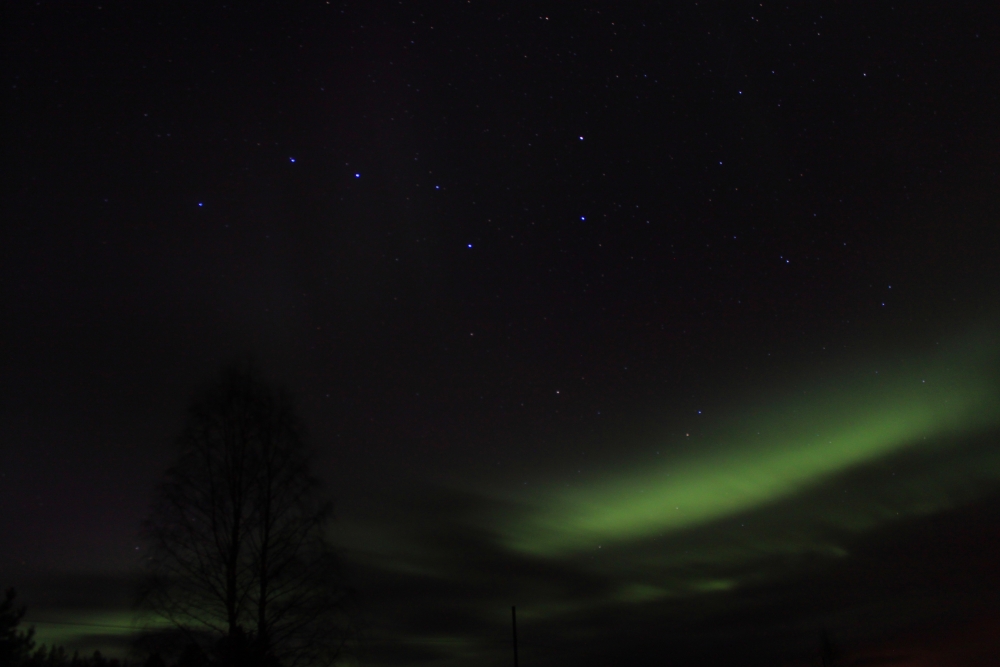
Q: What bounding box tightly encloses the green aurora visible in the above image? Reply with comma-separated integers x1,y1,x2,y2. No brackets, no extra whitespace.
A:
499,335,1000,558
22,611,172,658
20,335,1000,663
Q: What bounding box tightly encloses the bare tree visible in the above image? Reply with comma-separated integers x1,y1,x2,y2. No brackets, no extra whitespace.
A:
138,365,354,667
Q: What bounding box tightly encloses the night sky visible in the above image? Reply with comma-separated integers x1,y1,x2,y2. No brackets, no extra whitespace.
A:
4,2,1000,665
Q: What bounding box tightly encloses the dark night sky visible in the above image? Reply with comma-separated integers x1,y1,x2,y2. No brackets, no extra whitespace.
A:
3,2,1000,665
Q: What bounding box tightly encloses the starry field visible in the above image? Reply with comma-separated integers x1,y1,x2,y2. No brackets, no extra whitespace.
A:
3,2,1000,665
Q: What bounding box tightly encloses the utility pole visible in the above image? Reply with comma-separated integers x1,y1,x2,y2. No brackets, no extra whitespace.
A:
511,605,519,667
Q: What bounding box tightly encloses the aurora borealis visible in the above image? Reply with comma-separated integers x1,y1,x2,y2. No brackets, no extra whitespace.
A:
5,2,1000,665
502,334,1000,557
325,332,1000,664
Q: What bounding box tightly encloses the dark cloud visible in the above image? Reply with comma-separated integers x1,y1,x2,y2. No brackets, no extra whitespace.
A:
7,437,999,664
332,431,1000,665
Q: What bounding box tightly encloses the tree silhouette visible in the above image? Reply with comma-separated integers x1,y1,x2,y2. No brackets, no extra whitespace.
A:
138,364,354,667
1,588,36,666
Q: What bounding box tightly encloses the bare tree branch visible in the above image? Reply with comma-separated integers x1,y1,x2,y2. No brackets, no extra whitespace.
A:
138,364,356,666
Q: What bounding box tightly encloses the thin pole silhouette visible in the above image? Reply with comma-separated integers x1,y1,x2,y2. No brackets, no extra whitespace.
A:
512,606,519,667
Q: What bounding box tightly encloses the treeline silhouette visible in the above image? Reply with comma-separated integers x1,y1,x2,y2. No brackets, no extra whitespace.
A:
2,586,318,667
2,587,127,667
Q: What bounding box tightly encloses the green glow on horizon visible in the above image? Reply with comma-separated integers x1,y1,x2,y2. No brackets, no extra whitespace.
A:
691,579,735,593
503,338,1000,557
24,610,173,656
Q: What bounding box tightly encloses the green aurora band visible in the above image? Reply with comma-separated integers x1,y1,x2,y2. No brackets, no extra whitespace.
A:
502,337,1000,557
23,611,173,656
